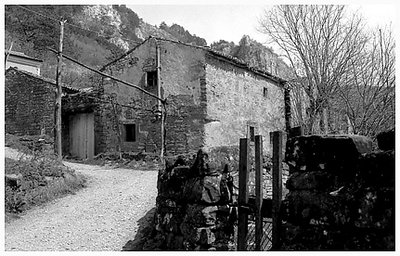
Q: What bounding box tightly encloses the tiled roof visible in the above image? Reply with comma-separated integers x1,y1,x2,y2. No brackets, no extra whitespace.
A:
5,67,81,93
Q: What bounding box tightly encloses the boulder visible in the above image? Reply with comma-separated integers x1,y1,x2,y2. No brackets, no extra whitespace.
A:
286,171,334,191
285,135,373,174
376,129,395,150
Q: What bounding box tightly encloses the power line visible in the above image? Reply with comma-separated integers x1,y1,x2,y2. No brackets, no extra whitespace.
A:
15,5,59,22
13,5,142,46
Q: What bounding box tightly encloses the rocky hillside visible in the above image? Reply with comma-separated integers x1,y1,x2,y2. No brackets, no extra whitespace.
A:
211,35,294,80
5,5,292,88
5,5,207,88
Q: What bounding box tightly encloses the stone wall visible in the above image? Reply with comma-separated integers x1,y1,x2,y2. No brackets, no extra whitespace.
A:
281,132,395,250
103,38,287,157
144,149,236,250
5,68,56,137
204,55,286,155
103,38,208,156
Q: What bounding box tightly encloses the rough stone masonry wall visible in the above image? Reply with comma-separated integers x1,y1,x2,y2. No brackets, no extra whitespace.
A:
204,55,286,155
5,68,55,137
104,39,208,156
144,149,236,251
281,131,395,250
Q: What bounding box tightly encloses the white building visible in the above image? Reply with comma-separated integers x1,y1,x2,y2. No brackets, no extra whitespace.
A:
5,51,43,76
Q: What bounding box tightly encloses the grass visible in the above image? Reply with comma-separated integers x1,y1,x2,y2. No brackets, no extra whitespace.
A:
5,134,87,221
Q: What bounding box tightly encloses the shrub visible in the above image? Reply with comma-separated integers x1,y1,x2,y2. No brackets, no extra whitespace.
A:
5,156,86,216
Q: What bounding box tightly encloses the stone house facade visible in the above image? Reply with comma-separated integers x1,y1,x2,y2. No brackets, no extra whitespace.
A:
5,67,79,138
63,37,290,158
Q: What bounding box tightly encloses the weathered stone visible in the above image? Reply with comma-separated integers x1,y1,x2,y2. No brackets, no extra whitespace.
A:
285,135,373,174
171,235,184,250
154,212,184,234
219,173,232,204
183,175,223,204
377,129,395,150
356,150,394,187
185,204,218,226
198,227,216,245
5,174,23,188
170,166,192,179
285,190,341,224
286,171,334,191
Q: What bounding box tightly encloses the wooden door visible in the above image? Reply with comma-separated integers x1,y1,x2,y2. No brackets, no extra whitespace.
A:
69,113,94,160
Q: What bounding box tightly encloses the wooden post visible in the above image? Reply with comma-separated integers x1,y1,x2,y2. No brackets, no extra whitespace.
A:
5,41,13,66
237,138,250,251
156,41,165,164
271,131,283,249
55,20,66,161
255,135,263,251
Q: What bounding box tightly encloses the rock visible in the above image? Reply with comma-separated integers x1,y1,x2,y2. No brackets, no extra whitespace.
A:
185,204,218,226
285,135,373,174
286,171,334,191
198,227,216,245
376,129,395,150
154,212,184,234
5,174,23,188
285,190,341,225
356,150,394,187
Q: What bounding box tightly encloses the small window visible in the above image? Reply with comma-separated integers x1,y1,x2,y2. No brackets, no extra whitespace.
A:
249,126,255,142
263,87,268,97
146,71,157,87
125,124,136,142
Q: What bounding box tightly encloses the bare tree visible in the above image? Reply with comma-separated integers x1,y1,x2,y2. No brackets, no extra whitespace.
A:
259,5,367,134
337,26,395,137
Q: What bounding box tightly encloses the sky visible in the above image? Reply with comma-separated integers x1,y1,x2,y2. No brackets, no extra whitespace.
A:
127,1,398,47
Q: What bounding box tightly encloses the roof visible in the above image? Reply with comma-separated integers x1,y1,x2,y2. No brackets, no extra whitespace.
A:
5,51,43,63
5,67,81,94
101,36,287,85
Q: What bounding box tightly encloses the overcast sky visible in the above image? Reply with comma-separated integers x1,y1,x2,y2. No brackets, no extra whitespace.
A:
128,2,397,46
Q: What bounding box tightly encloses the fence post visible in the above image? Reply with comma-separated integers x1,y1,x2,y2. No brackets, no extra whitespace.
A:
255,135,263,251
271,131,283,249
237,138,250,251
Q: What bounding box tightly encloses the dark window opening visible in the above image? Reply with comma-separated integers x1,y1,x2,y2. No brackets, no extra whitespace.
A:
147,71,157,87
125,124,136,142
263,87,268,97
249,126,255,142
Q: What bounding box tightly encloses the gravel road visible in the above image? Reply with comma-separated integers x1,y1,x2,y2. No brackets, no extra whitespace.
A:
5,156,158,251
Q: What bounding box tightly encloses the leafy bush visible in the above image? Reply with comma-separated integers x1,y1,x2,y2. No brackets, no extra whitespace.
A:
5,156,86,215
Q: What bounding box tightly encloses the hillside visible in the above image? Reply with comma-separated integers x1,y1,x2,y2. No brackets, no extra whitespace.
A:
5,5,207,88
210,35,294,80
5,5,291,89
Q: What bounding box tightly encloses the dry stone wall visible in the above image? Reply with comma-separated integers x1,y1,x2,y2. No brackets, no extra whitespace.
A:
144,149,236,250
6,69,56,137
281,131,395,250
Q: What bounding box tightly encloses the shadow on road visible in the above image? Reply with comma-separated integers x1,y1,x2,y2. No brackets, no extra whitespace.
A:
122,207,156,251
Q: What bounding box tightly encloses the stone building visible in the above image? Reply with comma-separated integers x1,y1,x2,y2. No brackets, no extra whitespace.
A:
5,67,79,137
62,37,290,159
5,51,43,76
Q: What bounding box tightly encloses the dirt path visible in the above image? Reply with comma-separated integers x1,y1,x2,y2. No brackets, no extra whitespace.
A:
5,157,158,251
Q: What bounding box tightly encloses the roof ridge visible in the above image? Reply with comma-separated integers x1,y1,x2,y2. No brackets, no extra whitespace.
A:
152,37,286,84
6,67,81,92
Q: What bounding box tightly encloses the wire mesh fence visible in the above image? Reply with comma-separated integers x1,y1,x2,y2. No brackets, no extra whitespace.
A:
245,217,273,250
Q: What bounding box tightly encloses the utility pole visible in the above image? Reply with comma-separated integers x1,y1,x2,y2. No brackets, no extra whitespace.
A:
55,19,66,161
156,40,165,164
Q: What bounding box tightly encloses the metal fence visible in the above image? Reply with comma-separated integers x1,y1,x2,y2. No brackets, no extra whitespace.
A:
246,217,273,250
